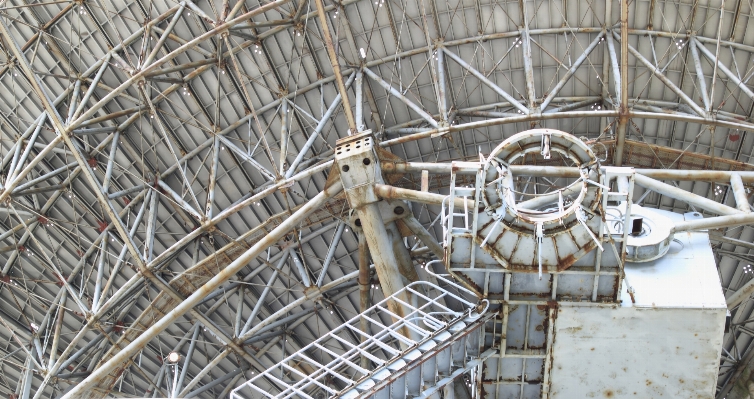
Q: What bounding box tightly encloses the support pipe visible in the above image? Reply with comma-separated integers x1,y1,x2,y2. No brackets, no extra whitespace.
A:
730,173,750,213
356,203,414,327
62,181,343,398
363,67,439,128
374,184,475,209
441,48,528,114
672,213,754,235
358,231,370,369
634,174,743,216
316,222,346,287
402,215,445,260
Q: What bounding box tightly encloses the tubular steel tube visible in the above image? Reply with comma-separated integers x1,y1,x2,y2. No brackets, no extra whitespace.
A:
240,249,290,336
358,231,370,369
672,213,754,234
9,121,44,183
726,260,754,309
730,173,750,213
356,203,416,338
615,0,629,166
693,37,754,101
606,31,621,101
316,222,346,287
2,114,46,172
634,174,743,216
48,291,67,368
102,131,120,193
175,324,201,395
92,240,107,310
206,136,221,218
285,74,354,178
312,0,356,132
279,99,289,174
290,249,311,287
620,34,705,117
374,184,475,209
517,183,584,211
689,40,711,111
142,4,185,67
383,162,754,183
442,47,528,114
55,328,112,374
177,350,230,397
73,54,112,121
363,67,439,128
436,47,448,121
62,181,343,398
355,69,364,131
402,215,444,260
184,368,242,398
540,32,605,111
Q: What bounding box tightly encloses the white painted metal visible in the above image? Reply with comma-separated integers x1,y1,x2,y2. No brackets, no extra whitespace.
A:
231,276,490,399
0,0,752,397
548,213,726,398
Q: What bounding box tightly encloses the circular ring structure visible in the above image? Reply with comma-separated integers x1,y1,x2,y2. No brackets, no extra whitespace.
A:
482,128,600,226
475,129,604,272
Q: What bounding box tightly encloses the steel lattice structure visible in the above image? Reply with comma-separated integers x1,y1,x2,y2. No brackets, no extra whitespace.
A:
0,0,753,397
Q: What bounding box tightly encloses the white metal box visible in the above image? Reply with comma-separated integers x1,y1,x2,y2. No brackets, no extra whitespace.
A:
547,210,727,398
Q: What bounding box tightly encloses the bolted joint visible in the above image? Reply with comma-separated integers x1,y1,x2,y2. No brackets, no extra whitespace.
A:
334,131,383,209
303,285,322,300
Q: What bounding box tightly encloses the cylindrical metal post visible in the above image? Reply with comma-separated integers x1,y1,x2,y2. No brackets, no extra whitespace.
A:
175,324,200,396
374,183,475,209
436,47,448,122
672,213,754,234
63,182,342,398
280,99,289,173
356,203,413,324
634,174,743,216
355,70,364,132
388,222,419,283
317,222,346,287
358,231,370,369
730,173,750,213
614,0,629,166
402,215,444,260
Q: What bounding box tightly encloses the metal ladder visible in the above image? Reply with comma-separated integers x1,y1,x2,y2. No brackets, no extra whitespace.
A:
442,165,483,269
232,270,493,399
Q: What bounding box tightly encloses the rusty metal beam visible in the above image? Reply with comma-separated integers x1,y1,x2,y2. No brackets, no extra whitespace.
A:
614,0,629,166
313,0,357,133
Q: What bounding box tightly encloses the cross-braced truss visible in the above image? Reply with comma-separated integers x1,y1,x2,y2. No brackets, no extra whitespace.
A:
0,0,752,398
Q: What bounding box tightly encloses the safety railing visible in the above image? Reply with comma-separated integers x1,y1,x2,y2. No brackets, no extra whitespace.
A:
232,272,488,399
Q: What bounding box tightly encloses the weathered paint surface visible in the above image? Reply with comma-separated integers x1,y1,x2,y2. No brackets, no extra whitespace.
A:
548,224,726,398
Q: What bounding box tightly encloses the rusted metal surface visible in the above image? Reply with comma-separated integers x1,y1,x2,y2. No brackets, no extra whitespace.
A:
468,130,604,275
62,181,344,398
614,0,630,166
375,183,475,209
312,0,356,133
83,192,351,396
334,132,413,325
232,279,491,399
385,138,754,183
358,232,370,368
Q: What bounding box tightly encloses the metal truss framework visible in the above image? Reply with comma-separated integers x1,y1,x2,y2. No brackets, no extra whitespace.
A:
0,0,751,398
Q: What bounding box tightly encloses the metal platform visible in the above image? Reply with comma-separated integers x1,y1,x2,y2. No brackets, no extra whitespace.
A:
232,278,492,399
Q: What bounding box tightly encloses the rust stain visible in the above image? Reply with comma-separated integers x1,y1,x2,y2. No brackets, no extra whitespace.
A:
612,275,621,300
557,252,578,271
